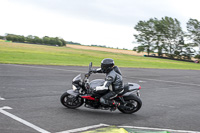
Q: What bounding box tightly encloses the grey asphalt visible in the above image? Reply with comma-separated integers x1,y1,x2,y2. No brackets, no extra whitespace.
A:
0,64,200,133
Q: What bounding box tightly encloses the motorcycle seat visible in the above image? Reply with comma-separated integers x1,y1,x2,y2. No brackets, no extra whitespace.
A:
118,83,140,96
118,84,129,95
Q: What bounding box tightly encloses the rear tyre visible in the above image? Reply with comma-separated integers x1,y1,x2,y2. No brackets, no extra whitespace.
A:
118,94,142,114
60,92,83,109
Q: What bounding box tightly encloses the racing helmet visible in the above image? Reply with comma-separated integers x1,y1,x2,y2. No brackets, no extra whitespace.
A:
101,58,114,73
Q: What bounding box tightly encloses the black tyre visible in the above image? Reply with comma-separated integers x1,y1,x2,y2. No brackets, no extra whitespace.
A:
60,92,83,109
118,94,142,114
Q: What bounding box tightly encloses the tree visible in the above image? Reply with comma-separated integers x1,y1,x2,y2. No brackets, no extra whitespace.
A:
134,17,187,59
151,19,166,56
134,18,157,56
187,18,200,48
194,52,200,60
33,36,43,44
26,35,34,43
186,18,200,59
4,33,67,47
0,36,4,39
60,38,67,46
6,34,18,42
158,17,184,58
5,34,13,41
42,36,50,44
18,35,25,43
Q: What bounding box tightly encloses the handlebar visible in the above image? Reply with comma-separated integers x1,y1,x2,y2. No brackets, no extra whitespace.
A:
83,62,93,81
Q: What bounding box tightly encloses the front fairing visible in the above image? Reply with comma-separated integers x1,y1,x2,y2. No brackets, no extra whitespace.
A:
72,74,83,92
73,74,82,84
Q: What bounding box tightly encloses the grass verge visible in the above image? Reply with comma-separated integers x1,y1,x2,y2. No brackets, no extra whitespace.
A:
0,42,199,70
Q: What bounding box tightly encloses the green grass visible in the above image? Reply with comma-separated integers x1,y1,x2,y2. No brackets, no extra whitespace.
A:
0,42,200,70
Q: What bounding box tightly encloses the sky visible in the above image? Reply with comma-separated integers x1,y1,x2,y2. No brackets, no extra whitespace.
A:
1,0,200,49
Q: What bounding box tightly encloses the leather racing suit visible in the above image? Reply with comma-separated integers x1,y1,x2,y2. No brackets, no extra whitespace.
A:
93,66,124,106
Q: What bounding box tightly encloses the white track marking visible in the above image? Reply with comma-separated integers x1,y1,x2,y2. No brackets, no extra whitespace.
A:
2,64,200,87
124,76,200,87
57,123,200,133
0,64,84,73
0,106,50,133
119,125,200,133
0,96,5,100
139,80,146,83
57,123,109,133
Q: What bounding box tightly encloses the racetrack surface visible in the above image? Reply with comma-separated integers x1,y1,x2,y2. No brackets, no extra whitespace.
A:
0,64,200,133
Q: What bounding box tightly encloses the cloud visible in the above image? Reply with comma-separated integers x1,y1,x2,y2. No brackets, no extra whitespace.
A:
2,0,200,49
6,0,184,26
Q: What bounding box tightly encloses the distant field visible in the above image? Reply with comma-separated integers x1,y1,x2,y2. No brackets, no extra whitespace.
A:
67,44,146,56
0,42,199,70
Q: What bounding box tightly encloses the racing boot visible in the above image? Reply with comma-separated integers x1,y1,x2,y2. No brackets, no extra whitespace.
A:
109,100,120,111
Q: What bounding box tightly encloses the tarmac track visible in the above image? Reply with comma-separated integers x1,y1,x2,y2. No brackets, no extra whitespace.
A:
0,64,200,133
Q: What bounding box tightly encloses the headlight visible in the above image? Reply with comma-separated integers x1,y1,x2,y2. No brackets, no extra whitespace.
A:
72,85,77,91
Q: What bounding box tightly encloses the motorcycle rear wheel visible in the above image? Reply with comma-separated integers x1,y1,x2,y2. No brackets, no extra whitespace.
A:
118,94,142,114
60,92,83,109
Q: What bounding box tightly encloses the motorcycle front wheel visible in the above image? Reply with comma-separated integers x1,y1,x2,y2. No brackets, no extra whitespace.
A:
118,94,142,114
60,92,83,109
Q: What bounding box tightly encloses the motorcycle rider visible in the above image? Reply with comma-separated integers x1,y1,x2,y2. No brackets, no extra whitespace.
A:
91,58,124,108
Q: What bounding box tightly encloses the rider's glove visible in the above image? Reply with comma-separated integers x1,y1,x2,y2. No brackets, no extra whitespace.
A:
91,68,97,73
85,73,90,77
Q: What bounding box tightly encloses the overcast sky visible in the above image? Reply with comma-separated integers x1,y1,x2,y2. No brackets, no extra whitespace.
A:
1,0,200,49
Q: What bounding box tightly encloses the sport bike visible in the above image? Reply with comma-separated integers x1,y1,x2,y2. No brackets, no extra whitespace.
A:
60,62,142,114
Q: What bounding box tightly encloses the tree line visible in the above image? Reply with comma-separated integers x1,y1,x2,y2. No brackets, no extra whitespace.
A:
3,34,67,46
133,17,200,60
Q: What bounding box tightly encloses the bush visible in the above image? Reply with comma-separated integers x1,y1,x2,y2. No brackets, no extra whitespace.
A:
0,36,4,39
195,54,200,59
5,34,67,46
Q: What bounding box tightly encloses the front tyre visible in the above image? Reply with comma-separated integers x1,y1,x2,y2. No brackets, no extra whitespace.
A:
118,94,142,114
60,92,83,109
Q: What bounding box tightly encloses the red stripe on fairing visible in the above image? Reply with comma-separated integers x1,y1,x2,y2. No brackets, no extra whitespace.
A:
81,96,95,100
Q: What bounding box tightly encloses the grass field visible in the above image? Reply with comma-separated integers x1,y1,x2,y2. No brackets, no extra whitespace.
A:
0,42,199,70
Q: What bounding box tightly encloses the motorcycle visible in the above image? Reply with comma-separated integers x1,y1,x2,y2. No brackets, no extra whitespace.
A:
60,62,142,114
